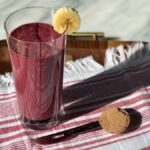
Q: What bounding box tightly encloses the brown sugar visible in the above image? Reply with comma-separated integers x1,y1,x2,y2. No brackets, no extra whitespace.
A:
98,108,130,134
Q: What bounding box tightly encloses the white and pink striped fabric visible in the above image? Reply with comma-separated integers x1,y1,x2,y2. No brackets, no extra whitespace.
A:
0,55,150,150
0,79,150,150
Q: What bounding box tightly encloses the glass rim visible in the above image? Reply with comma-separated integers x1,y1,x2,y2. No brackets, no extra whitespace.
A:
4,6,65,44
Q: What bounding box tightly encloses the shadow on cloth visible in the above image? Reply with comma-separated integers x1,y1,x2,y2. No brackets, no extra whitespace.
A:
60,46,150,122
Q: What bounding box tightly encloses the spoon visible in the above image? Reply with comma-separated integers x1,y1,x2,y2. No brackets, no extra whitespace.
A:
33,108,137,145
33,121,100,145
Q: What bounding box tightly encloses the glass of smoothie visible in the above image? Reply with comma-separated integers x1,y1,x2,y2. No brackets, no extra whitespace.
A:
4,7,66,130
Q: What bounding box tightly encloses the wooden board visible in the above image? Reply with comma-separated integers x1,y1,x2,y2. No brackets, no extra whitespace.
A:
0,39,135,75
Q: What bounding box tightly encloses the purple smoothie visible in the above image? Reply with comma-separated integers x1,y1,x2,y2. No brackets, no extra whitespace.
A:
9,23,65,129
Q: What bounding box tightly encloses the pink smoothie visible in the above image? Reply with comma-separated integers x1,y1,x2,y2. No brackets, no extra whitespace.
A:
9,23,65,125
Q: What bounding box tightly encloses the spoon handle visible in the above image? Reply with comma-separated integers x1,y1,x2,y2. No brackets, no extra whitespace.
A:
34,121,100,145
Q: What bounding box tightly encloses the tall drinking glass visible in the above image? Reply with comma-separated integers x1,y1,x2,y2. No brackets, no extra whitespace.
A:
4,7,66,130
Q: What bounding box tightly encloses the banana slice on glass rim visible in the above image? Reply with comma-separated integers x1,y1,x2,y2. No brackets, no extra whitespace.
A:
52,7,81,35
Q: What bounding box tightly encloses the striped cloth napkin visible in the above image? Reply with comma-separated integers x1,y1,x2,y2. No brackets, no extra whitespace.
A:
0,43,150,150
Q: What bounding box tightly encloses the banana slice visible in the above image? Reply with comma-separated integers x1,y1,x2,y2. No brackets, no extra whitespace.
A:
52,7,80,34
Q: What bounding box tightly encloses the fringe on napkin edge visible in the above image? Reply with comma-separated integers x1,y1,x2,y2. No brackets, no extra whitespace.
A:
0,73,15,90
104,42,150,69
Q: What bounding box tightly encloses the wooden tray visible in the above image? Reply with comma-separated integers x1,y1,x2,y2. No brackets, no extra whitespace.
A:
0,39,132,75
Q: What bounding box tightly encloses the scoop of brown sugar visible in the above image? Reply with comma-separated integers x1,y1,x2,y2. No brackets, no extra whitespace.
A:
98,108,130,134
